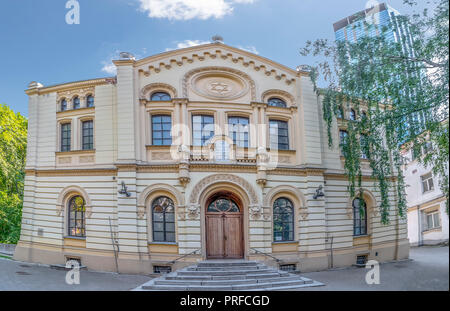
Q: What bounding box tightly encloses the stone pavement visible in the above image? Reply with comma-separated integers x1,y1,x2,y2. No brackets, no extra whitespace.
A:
0,245,447,291
295,245,449,291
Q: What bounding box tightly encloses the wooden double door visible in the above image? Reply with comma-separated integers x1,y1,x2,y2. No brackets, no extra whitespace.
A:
205,194,244,259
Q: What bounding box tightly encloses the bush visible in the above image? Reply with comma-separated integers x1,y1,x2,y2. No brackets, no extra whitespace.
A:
0,191,23,244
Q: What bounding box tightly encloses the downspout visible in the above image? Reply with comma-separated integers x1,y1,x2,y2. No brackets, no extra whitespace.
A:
417,205,422,246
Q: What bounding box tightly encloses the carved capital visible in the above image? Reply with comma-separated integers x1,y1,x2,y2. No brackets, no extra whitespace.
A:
249,205,263,220
137,205,146,219
299,207,308,220
187,204,200,220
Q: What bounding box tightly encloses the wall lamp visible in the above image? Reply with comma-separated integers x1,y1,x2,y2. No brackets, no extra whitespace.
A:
118,181,131,197
313,185,325,199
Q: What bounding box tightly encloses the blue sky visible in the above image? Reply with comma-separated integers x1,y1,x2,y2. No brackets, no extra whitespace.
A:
0,0,429,116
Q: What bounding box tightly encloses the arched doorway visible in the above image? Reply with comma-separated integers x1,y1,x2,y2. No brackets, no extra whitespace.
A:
205,192,244,259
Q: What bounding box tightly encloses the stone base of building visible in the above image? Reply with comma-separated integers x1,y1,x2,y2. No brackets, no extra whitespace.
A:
13,239,410,275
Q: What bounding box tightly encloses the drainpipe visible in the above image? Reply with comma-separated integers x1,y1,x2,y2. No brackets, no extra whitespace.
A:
417,205,422,246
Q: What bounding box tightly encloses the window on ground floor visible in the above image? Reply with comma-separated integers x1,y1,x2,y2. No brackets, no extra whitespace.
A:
273,197,294,242
152,196,175,242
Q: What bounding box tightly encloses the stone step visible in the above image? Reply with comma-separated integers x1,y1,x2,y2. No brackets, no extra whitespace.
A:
145,279,310,291
154,275,303,286
176,268,274,276
197,261,258,267
136,261,324,291
187,265,264,271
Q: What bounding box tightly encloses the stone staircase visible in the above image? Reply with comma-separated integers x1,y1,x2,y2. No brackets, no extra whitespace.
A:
135,260,324,291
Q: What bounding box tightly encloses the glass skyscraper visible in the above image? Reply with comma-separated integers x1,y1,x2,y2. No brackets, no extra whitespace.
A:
333,3,415,58
333,2,426,139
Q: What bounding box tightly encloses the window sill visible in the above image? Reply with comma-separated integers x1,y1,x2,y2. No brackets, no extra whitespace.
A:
423,227,442,234
146,145,172,149
148,242,178,245
57,107,95,114
353,234,370,238
64,236,86,240
272,241,297,245
56,149,96,156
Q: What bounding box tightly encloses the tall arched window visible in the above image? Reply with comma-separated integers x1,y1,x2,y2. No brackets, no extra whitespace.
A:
68,196,86,237
73,96,81,109
350,109,357,121
86,95,95,108
268,98,287,108
151,92,171,101
353,198,367,236
60,99,68,111
273,197,294,242
337,106,344,119
152,196,175,242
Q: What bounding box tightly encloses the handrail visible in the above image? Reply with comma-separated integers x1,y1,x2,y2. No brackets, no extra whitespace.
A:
169,249,201,265
250,248,284,264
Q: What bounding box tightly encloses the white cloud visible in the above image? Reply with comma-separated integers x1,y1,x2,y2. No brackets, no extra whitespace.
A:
166,39,211,51
101,61,117,75
237,45,259,54
138,0,256,20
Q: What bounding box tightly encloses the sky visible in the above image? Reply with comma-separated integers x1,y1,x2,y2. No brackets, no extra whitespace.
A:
0,0,431,116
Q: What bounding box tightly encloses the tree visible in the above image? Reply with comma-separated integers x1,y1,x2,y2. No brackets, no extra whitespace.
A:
0,104,28,243
301,0,449,223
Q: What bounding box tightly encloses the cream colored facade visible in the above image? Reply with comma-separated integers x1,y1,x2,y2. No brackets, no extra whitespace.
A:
14,43,409,274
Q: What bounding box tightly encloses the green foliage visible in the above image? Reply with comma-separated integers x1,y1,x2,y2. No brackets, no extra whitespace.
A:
0,104,28,244
301,0,449,223
0,192,23,244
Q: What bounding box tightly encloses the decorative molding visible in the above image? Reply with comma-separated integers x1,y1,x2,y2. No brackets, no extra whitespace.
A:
187,204,200,220
56,185,93,218
140,82,177,100
261,89,296,106
249,205,263,220
189,174,259,205
183,67,257,101
137,183,185,208
57,86,95,102
25,78,113,96
263,184,306,208
346,188,378,219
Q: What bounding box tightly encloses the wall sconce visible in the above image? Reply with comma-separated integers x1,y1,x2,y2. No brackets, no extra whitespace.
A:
313,185,325,199
118,181,131,197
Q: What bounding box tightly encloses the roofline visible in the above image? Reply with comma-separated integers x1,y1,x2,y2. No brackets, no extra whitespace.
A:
125,42,309,77
333,2,388,32
25,77,116,95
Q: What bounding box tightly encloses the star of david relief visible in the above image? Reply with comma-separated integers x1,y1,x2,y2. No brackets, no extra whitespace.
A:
209,81,231,95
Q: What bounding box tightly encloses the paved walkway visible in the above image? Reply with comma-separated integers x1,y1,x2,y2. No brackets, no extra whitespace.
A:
296,245,449,291
0,245,447,291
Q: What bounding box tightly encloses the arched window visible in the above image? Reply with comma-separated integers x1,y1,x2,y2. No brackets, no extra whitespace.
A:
207,197,240,213
268,98,287,108
68,196,86,237
337,106,344,119
273,198,294,242
353,198,367,236
60,99,68,111
86,95,95,108
361,111,367,120
73,96,80,109
151,92,171,101
152,196,175,242
350,109,357,121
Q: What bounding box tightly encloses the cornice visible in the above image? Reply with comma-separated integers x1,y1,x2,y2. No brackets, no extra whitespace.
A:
25,77,116,96
134,43,308,77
